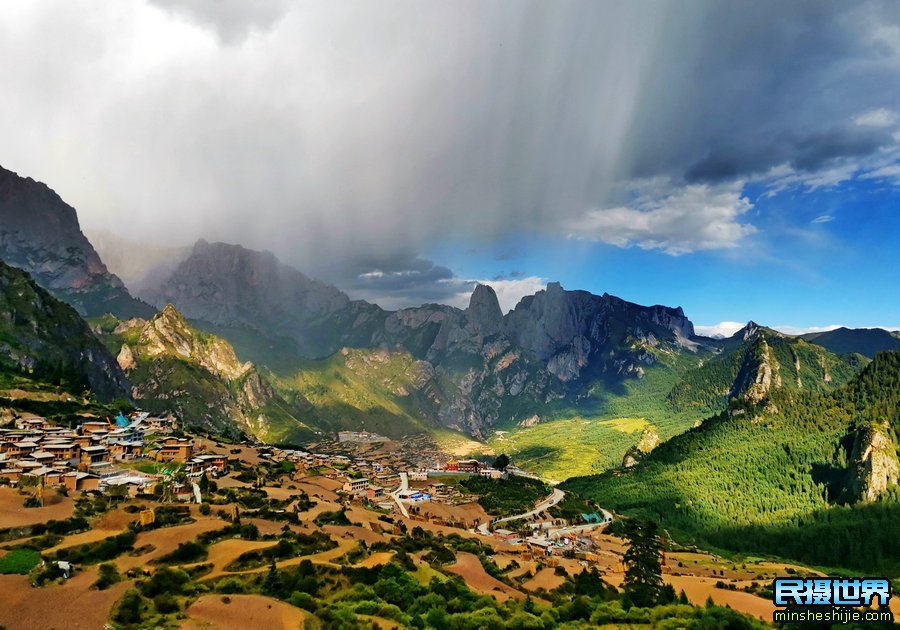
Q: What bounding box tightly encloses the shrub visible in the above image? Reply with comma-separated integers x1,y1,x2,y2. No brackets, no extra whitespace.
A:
154,541,207,565
314,510,351,526
216,577,247,594
153,592,180,614
289,591,317,610
114,588,144,625
23,496,41,508
94,563,121,590
139,567,191,598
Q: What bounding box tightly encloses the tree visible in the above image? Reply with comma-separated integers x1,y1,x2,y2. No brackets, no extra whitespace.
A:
492,454,510,471
198,472,210,496
114,588,144,624
622,519,665,607
262,556,282,597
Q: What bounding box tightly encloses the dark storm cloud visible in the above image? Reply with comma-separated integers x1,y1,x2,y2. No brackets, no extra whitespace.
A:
1,0,899,304
686,126,894,182
625,1,900,184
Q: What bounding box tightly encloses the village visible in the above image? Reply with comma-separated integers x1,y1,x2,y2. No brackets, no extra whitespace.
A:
0,410,793,628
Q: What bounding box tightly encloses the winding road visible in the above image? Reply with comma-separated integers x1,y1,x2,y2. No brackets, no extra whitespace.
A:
495,487,566,524
389,471,410,518
477,487,567,535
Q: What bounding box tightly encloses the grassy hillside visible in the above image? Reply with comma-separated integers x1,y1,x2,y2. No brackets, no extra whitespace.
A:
487,346,711,480
273,348,439,438
564,351,900,574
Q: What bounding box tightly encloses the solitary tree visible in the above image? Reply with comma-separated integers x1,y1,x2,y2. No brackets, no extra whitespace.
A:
492,453,510,471
263,556,282,597
622,519,665,607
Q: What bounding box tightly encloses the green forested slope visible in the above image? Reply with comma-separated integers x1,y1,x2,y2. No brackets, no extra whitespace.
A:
564,351,900,573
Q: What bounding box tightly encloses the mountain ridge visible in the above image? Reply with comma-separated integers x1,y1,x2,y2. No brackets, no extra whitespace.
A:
0,165,153,318
0,259,131,402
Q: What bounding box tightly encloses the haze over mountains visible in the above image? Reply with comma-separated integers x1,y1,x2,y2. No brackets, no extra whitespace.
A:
0,163,897,444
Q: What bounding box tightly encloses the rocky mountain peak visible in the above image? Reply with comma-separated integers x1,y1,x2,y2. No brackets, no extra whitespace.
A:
466,284,503,336
0,165,151,318
128,304,253,382
145,239,376,357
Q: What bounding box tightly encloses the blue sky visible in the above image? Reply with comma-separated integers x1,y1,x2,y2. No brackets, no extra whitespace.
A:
428,175,900,332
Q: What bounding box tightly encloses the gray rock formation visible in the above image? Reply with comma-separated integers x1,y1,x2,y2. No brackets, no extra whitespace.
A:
0,165,152,317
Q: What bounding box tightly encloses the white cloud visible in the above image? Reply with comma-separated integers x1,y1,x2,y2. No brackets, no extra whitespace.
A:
862,162,900,184
694,321,745,338
853,107,897,128
762,162,860,196
811,215,834,224
565,180,756,255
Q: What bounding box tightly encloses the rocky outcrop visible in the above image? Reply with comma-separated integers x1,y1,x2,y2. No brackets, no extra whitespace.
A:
505,282,696,382
116,344,137,371
622,426,660,468
466,284,504,337
0,260,131,402
0,165,152,318
841,423,900,503
111,304,311,436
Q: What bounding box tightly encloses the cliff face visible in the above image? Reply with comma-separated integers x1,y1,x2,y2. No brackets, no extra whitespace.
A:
0,260,130,402
505,282,696,382
110,305,315,439
0,165,152,318
841,423,900,503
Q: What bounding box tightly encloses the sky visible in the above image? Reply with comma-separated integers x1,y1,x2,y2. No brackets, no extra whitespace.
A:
0,1,899,332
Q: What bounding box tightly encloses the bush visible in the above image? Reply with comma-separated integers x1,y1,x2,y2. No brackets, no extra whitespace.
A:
289,591,317,611
138,567,191,598
23,496,42,508
314,510,352,526
53,529,137,565
154,541,207,565
93,563,121,590
153,592,180,614
216,577,247,594
199,502,211,516
114,588,144,625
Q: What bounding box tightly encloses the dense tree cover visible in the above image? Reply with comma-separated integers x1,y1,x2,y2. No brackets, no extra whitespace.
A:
460,475,550,516
667,334,859,415
565,351,900,573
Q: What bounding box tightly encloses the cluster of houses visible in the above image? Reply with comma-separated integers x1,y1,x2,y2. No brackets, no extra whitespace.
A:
265,439,510,513
0,412,225,497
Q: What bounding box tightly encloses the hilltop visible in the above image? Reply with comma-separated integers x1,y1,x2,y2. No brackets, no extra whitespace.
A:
0,165,152,319
95,305,318,441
